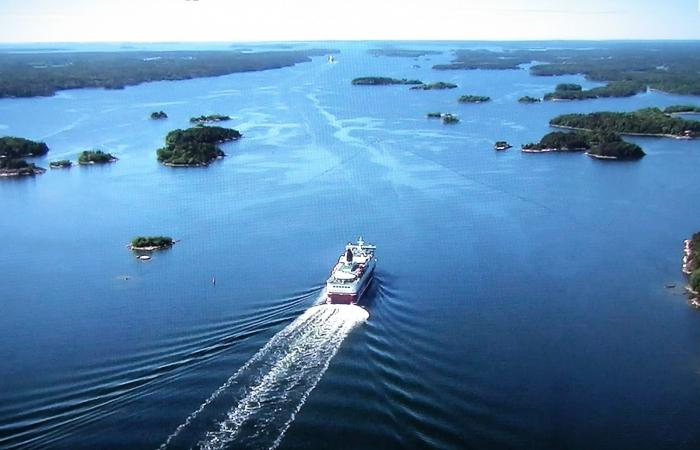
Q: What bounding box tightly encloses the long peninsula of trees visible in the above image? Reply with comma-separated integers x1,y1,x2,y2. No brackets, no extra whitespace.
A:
549,108,700,138
0,49,336,98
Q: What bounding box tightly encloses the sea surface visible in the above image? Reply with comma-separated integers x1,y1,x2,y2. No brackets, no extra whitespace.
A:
1,42,700,450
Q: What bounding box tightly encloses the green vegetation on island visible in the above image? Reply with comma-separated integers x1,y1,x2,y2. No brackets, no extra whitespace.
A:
458,95,491,103
150,111,168,120
0,136,49,177
410,82,458,90
549,108,700,138
442,114,459,124
543,82,645,101
432,42,700,97
49,160,72,169
685,233,700,300
352,77,422,86
189,114,232,124
522,131,591,152
78,150,117,165
0,49,336,98
0,158,46,177
0,136,49,158
523,130,645,160
586,137,646,160
157,125,242,167
130,236,174,251
518,96,541,103
664,105,700,114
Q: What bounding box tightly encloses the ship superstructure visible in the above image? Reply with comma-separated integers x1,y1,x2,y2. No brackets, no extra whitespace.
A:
326,238,376,304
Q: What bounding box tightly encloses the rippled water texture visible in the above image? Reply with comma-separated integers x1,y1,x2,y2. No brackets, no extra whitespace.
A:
1,42,700,449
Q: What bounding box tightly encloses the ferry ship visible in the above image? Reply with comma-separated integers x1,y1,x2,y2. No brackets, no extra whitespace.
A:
326,238,376,304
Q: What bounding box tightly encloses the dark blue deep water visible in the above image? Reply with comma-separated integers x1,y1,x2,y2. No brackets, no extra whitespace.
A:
1,42,700,449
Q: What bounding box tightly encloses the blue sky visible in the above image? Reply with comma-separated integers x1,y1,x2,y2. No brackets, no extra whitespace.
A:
0,0,699,42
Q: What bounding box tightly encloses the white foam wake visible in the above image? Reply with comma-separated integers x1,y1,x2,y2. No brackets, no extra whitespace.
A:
159,303,368,450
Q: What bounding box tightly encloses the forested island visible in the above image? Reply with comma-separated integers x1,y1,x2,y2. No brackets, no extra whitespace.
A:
78,150,117,165
352,77,422,86
683,233,700,306
0,49,335,98
49,160,72,169
432,42,700,97
0,136,49,177
458,95,491,103
190,114,231,124
410,82,458,90
150,111,168,120
543,82,644,101
585,136,646,160
550,108,700,139
665,105,700,114
130,236,174,251
523,130,645,160
157,125,242,167
518,96,541,103
522,131,591,152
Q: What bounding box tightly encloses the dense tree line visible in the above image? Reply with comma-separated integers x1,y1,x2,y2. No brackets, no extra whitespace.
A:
523,131,591,151
158,126,242,166
689,233,700,293
432,42,700,96
664,105,700,114
131,236,173,249
0,136,49,158
410,82,458,90
352,77,423,85
150,111,168,119
550,108,700,137
543,81,645,100
518,96,541,103
0,49,334,98
458,95,490,103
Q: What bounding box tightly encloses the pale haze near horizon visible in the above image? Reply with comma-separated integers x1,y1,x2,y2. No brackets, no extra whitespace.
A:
1,0,699,43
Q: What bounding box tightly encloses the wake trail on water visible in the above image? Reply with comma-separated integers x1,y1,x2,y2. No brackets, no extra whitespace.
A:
159,301,369,450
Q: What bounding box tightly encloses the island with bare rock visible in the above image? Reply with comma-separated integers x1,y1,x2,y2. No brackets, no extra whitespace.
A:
189,114,231,124
683,233,700,307
0,136,49,177
78,150,118,165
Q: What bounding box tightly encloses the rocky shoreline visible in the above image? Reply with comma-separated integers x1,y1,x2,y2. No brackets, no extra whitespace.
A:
682,238,700,306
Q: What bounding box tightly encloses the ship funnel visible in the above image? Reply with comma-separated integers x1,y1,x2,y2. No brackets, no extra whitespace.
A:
345,248,353,262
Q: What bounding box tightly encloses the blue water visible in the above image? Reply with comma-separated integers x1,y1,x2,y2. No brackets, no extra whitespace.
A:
1,42,700,449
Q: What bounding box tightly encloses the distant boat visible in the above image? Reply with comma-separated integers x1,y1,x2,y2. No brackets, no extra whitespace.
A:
212,275,216,285
328,55,336,64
